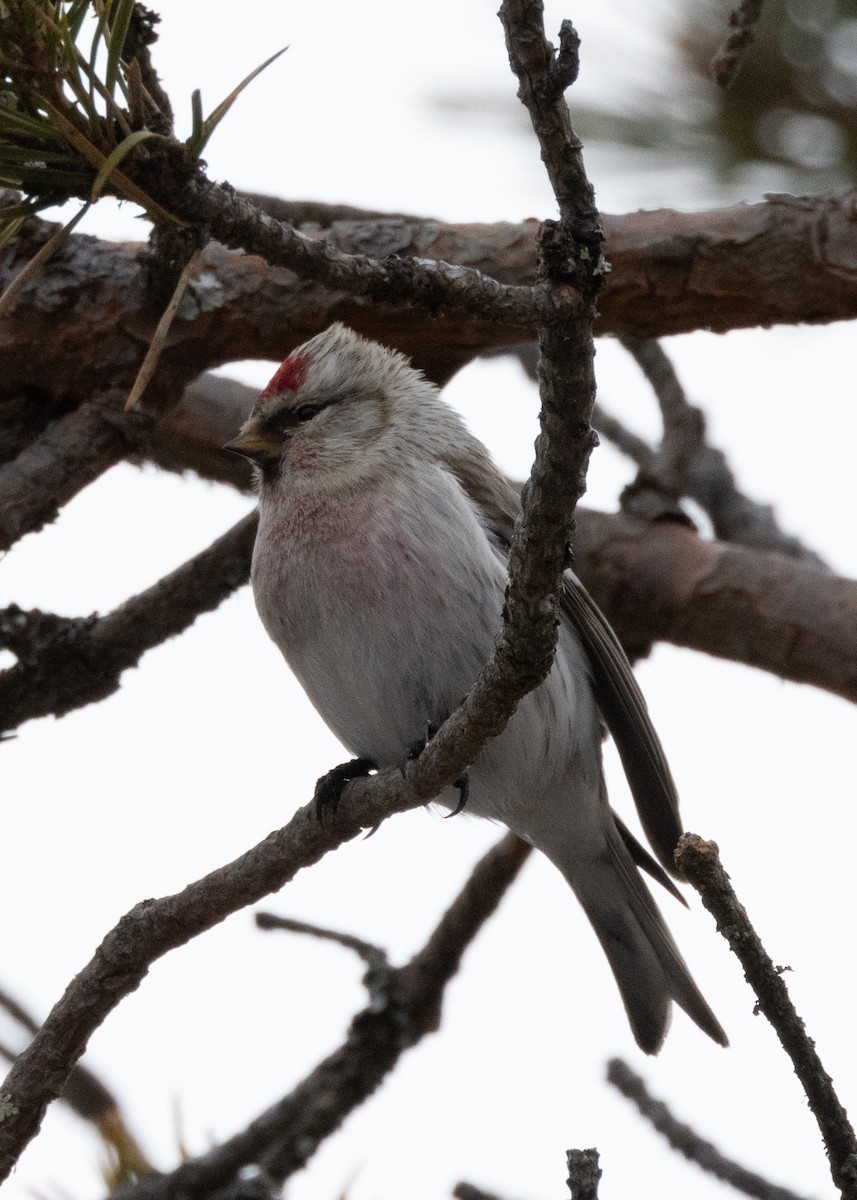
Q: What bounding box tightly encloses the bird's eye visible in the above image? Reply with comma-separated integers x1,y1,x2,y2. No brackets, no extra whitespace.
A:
295,403,321,422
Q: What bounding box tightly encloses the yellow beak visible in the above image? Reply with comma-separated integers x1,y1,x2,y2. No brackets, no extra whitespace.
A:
223,430,281,462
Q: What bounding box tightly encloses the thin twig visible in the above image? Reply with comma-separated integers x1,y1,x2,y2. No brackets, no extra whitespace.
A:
106,836,531,1199
676,835,857,1200
712,0,766,88
126,248,203,410
567,1149,601,1200
607,1058,812,1200
593,382,831,573
618,335,704,520
169,175,577,330
0,510,257,736
592,402,654,466
255,913,391,1007
498,0,604,578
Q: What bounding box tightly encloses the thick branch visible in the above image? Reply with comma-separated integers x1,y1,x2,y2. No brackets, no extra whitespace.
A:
576,510,857,700
3,194,856,408
677,836,857,1200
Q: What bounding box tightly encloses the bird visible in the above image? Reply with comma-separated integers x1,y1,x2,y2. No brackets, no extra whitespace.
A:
226,322,727,1054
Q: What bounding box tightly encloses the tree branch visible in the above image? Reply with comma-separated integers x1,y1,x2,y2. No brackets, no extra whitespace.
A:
0,511,258,735
576,509,856,700
607,1058,811,1200
157,174,577,330
3,194,856,412
617,336,704,521
0,391,152,552
677,836,857,1200
99,837,528,1199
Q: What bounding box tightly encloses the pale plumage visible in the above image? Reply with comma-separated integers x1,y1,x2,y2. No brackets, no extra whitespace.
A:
228,323,727,1054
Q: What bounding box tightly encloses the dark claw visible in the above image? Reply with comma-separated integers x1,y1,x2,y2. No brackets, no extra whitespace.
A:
404,721,439,768
314,757,376,824
402,721,469,818
444,772,469,818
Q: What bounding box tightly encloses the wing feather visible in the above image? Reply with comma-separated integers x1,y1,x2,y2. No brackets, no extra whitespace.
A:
444,445,684,879
561,574,683,875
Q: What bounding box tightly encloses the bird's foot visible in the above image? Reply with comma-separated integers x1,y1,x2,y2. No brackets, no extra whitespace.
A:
403,722,469,819
314,757,377,824
403,721,440,768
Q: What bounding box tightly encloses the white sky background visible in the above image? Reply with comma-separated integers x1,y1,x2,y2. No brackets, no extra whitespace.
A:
2,2,857,1199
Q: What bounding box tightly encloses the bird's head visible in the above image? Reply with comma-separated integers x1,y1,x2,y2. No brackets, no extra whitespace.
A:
224,323,434,488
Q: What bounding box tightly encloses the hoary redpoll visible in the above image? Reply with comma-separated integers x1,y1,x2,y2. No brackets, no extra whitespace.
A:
227,323,726,1054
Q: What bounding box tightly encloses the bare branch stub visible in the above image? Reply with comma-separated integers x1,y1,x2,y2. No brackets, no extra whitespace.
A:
677,835,857,1200
567,1149,601,1200
607,1058,812,1200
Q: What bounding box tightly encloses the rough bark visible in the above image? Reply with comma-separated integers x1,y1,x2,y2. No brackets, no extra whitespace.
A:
2,193,856,405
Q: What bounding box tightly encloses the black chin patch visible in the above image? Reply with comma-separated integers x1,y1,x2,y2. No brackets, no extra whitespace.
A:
257,457,282,484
